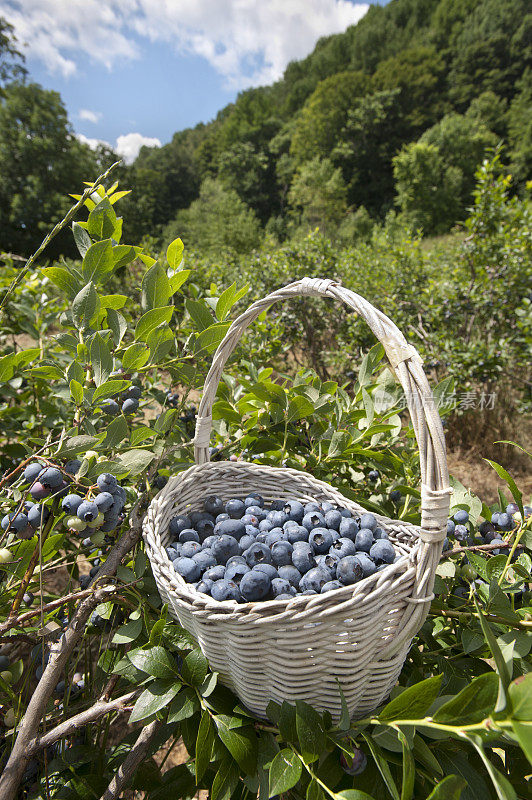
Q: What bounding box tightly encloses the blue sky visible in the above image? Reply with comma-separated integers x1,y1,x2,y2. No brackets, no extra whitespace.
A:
0,1,388,163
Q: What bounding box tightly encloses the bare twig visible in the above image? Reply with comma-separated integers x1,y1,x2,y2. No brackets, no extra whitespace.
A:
31,690,140,753
0,513,143,800
0,588,93,635
99,720,161,800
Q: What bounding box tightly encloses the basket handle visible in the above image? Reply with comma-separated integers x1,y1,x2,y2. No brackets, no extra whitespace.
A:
194,278,450,547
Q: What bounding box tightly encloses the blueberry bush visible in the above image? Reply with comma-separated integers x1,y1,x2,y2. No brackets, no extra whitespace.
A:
0,172,530,800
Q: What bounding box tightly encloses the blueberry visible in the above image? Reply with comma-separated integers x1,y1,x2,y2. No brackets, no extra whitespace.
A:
239,534,255,553
253,563,278,580
341,749,367,775
204,495,224,516
240,570,271,601
92,492,113,513
277,565,301,587
390,490,402,502
259,518,274,532
442,537,450,551
304,502,321,514
271,578,296,597
244,542,272,568
192,549,217,573
354,552,377,577
359,513,377,532
212,535,240,564
266,528,286,546
126,385,142,400
31,482,50,501
166,546,179,561
62,494,83,515
204,564,226,582
196,578,213,595
23,462,44,483
355,528,374,553
23,592,34,605
79,574,91,590
179,529,200,544
321,501,335,513
181,541,202,558
241,513,259,527
0,655,9,670
271,540,294,567
506,503,519,516
283,500,305,523
268,510,289,528
368,470,379,482
339,507,353,518
100,399,120,416
77,501,99,522
497,513,513,530
214,518,246,541
321,580,342,593
55,680,66,697
479,520,495,536
302,511,325,531
1,513,14,530
491,512,501,526
447,519,456,535
173,557,201,582
245,493,264,508
97,473,118,492
64,459,81,475
292,544,315,573
225,499,246,519
309,528,334,554
225,562,250,583
100,517,119,532
373,527,388,540
453,509,469,525
10,513,29,532
246,505,267,521
490,538,505,555
483,529,499,544
122,398,139,415
331,538,357,559
168,515,192,537
370,540,395,564
211,579,241,602
300,567,330,593
226,555,246,567
40,467,63,488
454,525,469,542
324,509,342,531
28,504,50,529
301,589,318,595
286,524,309,544
338,520,358,543
316,552,340,579
269,499,286,511
337,556,363,584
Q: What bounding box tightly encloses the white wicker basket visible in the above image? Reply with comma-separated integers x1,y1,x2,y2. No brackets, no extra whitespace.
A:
143,278,450,722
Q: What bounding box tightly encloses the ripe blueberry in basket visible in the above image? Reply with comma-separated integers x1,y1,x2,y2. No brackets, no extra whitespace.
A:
143,277,450,722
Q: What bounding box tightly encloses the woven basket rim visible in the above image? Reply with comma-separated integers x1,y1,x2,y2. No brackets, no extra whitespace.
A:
143,460,421,618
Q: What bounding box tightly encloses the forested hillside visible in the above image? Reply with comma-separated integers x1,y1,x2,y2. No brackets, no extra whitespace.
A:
0,0,530,256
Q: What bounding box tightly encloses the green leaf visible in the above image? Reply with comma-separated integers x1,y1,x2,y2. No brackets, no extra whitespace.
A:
378,675,442,722
295,700,326,763
72,282,98,329
425,776,466,800
362,733,400,800
278,702,297,743
195,710,214,782
72,221,92,257
307,779,325,800
484,460,524,520
216,282,249,321
141,263,171,310
70,379,83,405
87,198,120,241
112,615,143,645
268,749,302,796
469,736,517,800
194,323,231,355
509,674,532,720
107,308,127,346
398,731,415,800
118,449,156,477
336,680,351,731
135,306,174,341
167,687,199,722
90,333,113,387
91,379,129,403
433,672,498,725
212,754,240,800
100,293,128,310
287,395,315,422
335,792,375,800
122,342,150,370
215,716,257,774
82,239,114,283
129,679,180,724
328,430,350,458
473,597,511,713
169,269,190,294
412,735,442,776
186,298,214,331
181,649,209,686
127,646,179,679
56,434,101,457
42,266,79,297
167,237,184,269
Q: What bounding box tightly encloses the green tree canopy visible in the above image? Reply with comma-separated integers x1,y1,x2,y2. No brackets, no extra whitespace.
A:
288,156,347,236
0,16,25,93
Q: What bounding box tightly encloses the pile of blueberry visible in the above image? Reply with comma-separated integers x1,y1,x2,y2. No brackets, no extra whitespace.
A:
443,502,530,553
165,494,399,602
0,462,69,539
99,384,142,417
166,390,180,408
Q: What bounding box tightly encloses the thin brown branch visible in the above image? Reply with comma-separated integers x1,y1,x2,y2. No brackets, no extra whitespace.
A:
99,720,161,800
8,513,56,619
30,690,140,753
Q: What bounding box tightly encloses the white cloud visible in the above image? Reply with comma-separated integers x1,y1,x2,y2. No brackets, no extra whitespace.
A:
77,131,161,163
79,109,102,124
0,0,369,87
116,133,161,164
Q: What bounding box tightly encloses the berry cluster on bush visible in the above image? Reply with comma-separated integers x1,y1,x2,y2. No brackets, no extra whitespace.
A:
443,502,530,554
62,473,126,534
166,494,399,603
98,382,142,417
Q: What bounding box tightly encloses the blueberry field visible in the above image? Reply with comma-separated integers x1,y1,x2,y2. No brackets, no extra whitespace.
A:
0,155,530,800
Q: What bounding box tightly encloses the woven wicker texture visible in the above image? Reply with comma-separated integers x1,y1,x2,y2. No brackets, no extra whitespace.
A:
143,278,450,721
